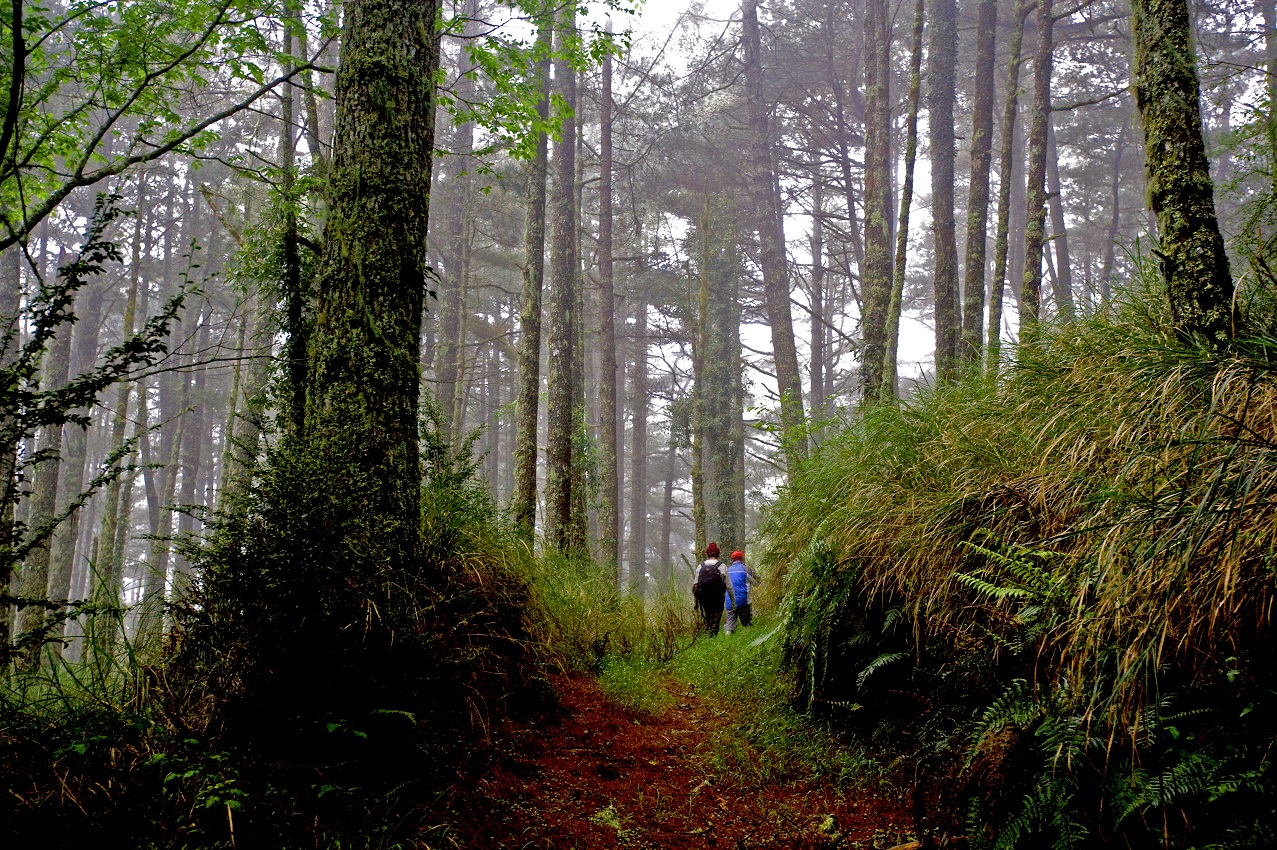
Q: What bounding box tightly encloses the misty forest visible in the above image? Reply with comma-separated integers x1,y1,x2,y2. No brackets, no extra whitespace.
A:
3,0,1277,845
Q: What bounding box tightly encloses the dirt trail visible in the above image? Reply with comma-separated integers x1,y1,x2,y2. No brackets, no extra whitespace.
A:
440,675,910,849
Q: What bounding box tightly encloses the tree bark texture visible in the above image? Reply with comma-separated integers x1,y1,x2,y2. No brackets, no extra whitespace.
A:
545,6,581,554
860,0,893,402
1131,0,1235,344
304,0,440,564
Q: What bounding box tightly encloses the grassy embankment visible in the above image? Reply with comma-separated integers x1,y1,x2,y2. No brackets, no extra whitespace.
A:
763,280,1277,848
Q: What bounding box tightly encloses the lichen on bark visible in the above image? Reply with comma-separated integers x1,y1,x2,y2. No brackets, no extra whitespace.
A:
1131,0,1234,345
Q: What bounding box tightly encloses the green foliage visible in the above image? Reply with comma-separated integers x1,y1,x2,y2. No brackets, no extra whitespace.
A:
766,282,1277,846
597,656,675,717
1,0,309,247
670,617,886,791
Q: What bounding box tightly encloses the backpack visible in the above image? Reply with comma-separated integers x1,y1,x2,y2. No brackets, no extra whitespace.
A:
694,561,726,601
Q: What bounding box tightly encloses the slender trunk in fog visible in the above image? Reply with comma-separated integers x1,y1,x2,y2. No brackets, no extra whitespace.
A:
627,296,649,593
884,0,925,398
15,254,72,654
1046,118,1075,319
598,32,620,578
809,165,825,412
47,271,107,647
929,0,961,378
1021,0,1054,332
1100,122,1128,306
988,0,1028,371
743,0,806,471
961,0,998,363
512,17,551,538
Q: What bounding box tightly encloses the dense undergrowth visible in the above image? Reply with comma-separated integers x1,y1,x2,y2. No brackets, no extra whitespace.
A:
0,406,567,848
767,281,1277,848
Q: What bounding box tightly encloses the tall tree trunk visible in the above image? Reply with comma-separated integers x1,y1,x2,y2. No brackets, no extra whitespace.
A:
172,315,212,599
860,0,893,401
884,0,925,399
434,7,478,438
90,193,146,663
15,252,72,656
659,432,675,592
810,164,826,413
627,296,649,593
46,269,106,647
512,16,551,538
988,0,1029,371
1100,121,1128,306
742,0,806,472
1,245,20,648
304,0,440,562
544,5,580,554
929,0,961,379
699,198,743,552
598,31,620,578
1046,118,1075,319
281,25,308,437
1131,0,1234,344
961,0,998,363
1021,0,1054,332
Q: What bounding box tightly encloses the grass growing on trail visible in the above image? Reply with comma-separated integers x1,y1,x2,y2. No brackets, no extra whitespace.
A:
670,621,885,791
597,656,676,716
589,613,887,793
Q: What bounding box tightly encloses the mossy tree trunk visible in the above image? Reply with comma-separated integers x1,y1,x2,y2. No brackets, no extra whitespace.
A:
304,0,440,567
1130,0,1234,344
697,196,744,554
860,0,892,402
544,5,581,554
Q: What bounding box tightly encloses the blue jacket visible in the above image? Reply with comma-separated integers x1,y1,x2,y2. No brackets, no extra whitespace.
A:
725,561,752,608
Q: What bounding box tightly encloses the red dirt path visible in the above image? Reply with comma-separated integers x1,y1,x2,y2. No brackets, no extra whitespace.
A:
439,675,911,849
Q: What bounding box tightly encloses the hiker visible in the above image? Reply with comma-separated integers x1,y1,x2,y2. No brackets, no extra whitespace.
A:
724,550,760,635
692,542,734,636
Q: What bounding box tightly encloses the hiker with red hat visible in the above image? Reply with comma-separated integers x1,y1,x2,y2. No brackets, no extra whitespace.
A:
692,542,733,635
724,549,760,634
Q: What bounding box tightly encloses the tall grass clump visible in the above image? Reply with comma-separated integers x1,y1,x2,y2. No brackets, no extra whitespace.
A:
767,279,1277,847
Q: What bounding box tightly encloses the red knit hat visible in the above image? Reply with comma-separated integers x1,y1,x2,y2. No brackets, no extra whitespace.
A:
731,550,744,561
706,542,720,558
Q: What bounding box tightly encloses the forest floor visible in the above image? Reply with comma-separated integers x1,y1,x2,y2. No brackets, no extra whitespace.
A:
435,673,913,849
